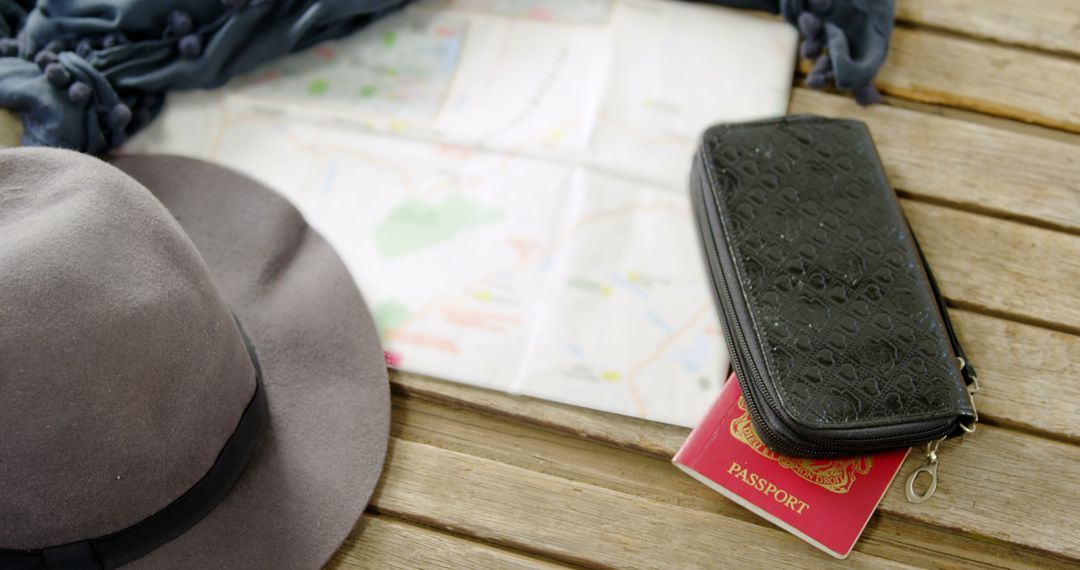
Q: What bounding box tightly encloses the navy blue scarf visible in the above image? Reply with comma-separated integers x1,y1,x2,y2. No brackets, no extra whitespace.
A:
0,0,893,154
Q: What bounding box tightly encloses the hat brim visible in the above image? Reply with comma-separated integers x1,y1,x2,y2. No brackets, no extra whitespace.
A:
109,155,390,569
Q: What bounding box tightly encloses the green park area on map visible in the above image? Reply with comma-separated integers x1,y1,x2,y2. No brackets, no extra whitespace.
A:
374,192,506,260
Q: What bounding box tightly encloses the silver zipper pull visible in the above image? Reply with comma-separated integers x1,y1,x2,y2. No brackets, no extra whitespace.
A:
905,438,945,503
906,359,979,504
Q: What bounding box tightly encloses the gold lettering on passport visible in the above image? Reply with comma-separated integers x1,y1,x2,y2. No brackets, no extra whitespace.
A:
726,461,811,514
730,396,872,494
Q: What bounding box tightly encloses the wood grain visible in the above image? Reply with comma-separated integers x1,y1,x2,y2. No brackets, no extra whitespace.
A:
902,199,1080,333
389,373,1080,559
372,438,918,569
882,427,1080,560
896,0,1080,57
392,370,690,458
391,298,1080,448
389,393,1078,569
873,28,1080,133
790,88,1080,234
952,311,1080,441
328,515,572,569
0,14,1073,568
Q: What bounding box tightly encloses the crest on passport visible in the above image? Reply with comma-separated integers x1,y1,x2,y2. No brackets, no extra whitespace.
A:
730,397,872,494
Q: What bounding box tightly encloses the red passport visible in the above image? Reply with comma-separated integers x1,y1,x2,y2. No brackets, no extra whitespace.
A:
674,373,908,559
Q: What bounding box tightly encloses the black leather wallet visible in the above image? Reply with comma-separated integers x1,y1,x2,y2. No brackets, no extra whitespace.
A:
691,115,978,457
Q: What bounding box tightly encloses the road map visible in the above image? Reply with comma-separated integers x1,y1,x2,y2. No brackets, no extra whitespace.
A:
126,0,797,427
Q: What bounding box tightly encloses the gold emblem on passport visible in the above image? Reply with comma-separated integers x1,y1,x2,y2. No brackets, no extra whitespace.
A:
730,396,872,494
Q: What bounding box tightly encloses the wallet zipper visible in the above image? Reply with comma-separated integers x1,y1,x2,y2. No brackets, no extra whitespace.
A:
693,156,962,458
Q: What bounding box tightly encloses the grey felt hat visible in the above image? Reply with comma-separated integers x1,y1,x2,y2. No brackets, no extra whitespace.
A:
0,148,390,569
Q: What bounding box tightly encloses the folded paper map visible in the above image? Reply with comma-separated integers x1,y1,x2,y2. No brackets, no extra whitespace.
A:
126,0,797,426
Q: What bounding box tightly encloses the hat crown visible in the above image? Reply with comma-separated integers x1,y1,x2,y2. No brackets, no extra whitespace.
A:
0,149,257,549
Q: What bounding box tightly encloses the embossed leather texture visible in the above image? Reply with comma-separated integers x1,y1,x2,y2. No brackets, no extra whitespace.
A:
692,115,977,457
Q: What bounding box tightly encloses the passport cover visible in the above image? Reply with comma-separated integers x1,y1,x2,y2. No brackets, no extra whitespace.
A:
674,373,908,558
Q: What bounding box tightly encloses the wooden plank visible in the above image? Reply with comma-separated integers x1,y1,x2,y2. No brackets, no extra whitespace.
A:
902,199,1080,333
884,428,1080,562
373,438,917,569
953,310,1080,441
329,514,572,570
393,288,1080,447
0,110,20,149
389,376,1080,559
896,0,1080,57
392,370,689,458
873,28,1080,133
790,88,1080,234
392,302,1080,447
389,393,1077,569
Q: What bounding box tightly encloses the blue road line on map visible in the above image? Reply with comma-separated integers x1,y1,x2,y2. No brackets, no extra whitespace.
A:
321,159,338,194
677,333,708,374
611,275,648,299
441,37,463,72
680,353,702,375
648,311,673,334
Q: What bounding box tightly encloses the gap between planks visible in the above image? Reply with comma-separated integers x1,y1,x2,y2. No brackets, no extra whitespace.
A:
372,436,920,569
390,300,1080,455
900,199,1080,336
889,19,1080,63
795,26,1080,134
894,190,1079,238
378,396,1079,569
386,370,1080,562
328,512,582,570
878,94,1080,147
789,88,1080,236
874,27,1080,134
894,0,1080,59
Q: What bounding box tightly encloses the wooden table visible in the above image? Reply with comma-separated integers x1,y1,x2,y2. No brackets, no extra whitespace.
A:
327,3,1080,568
3,2,1078,567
